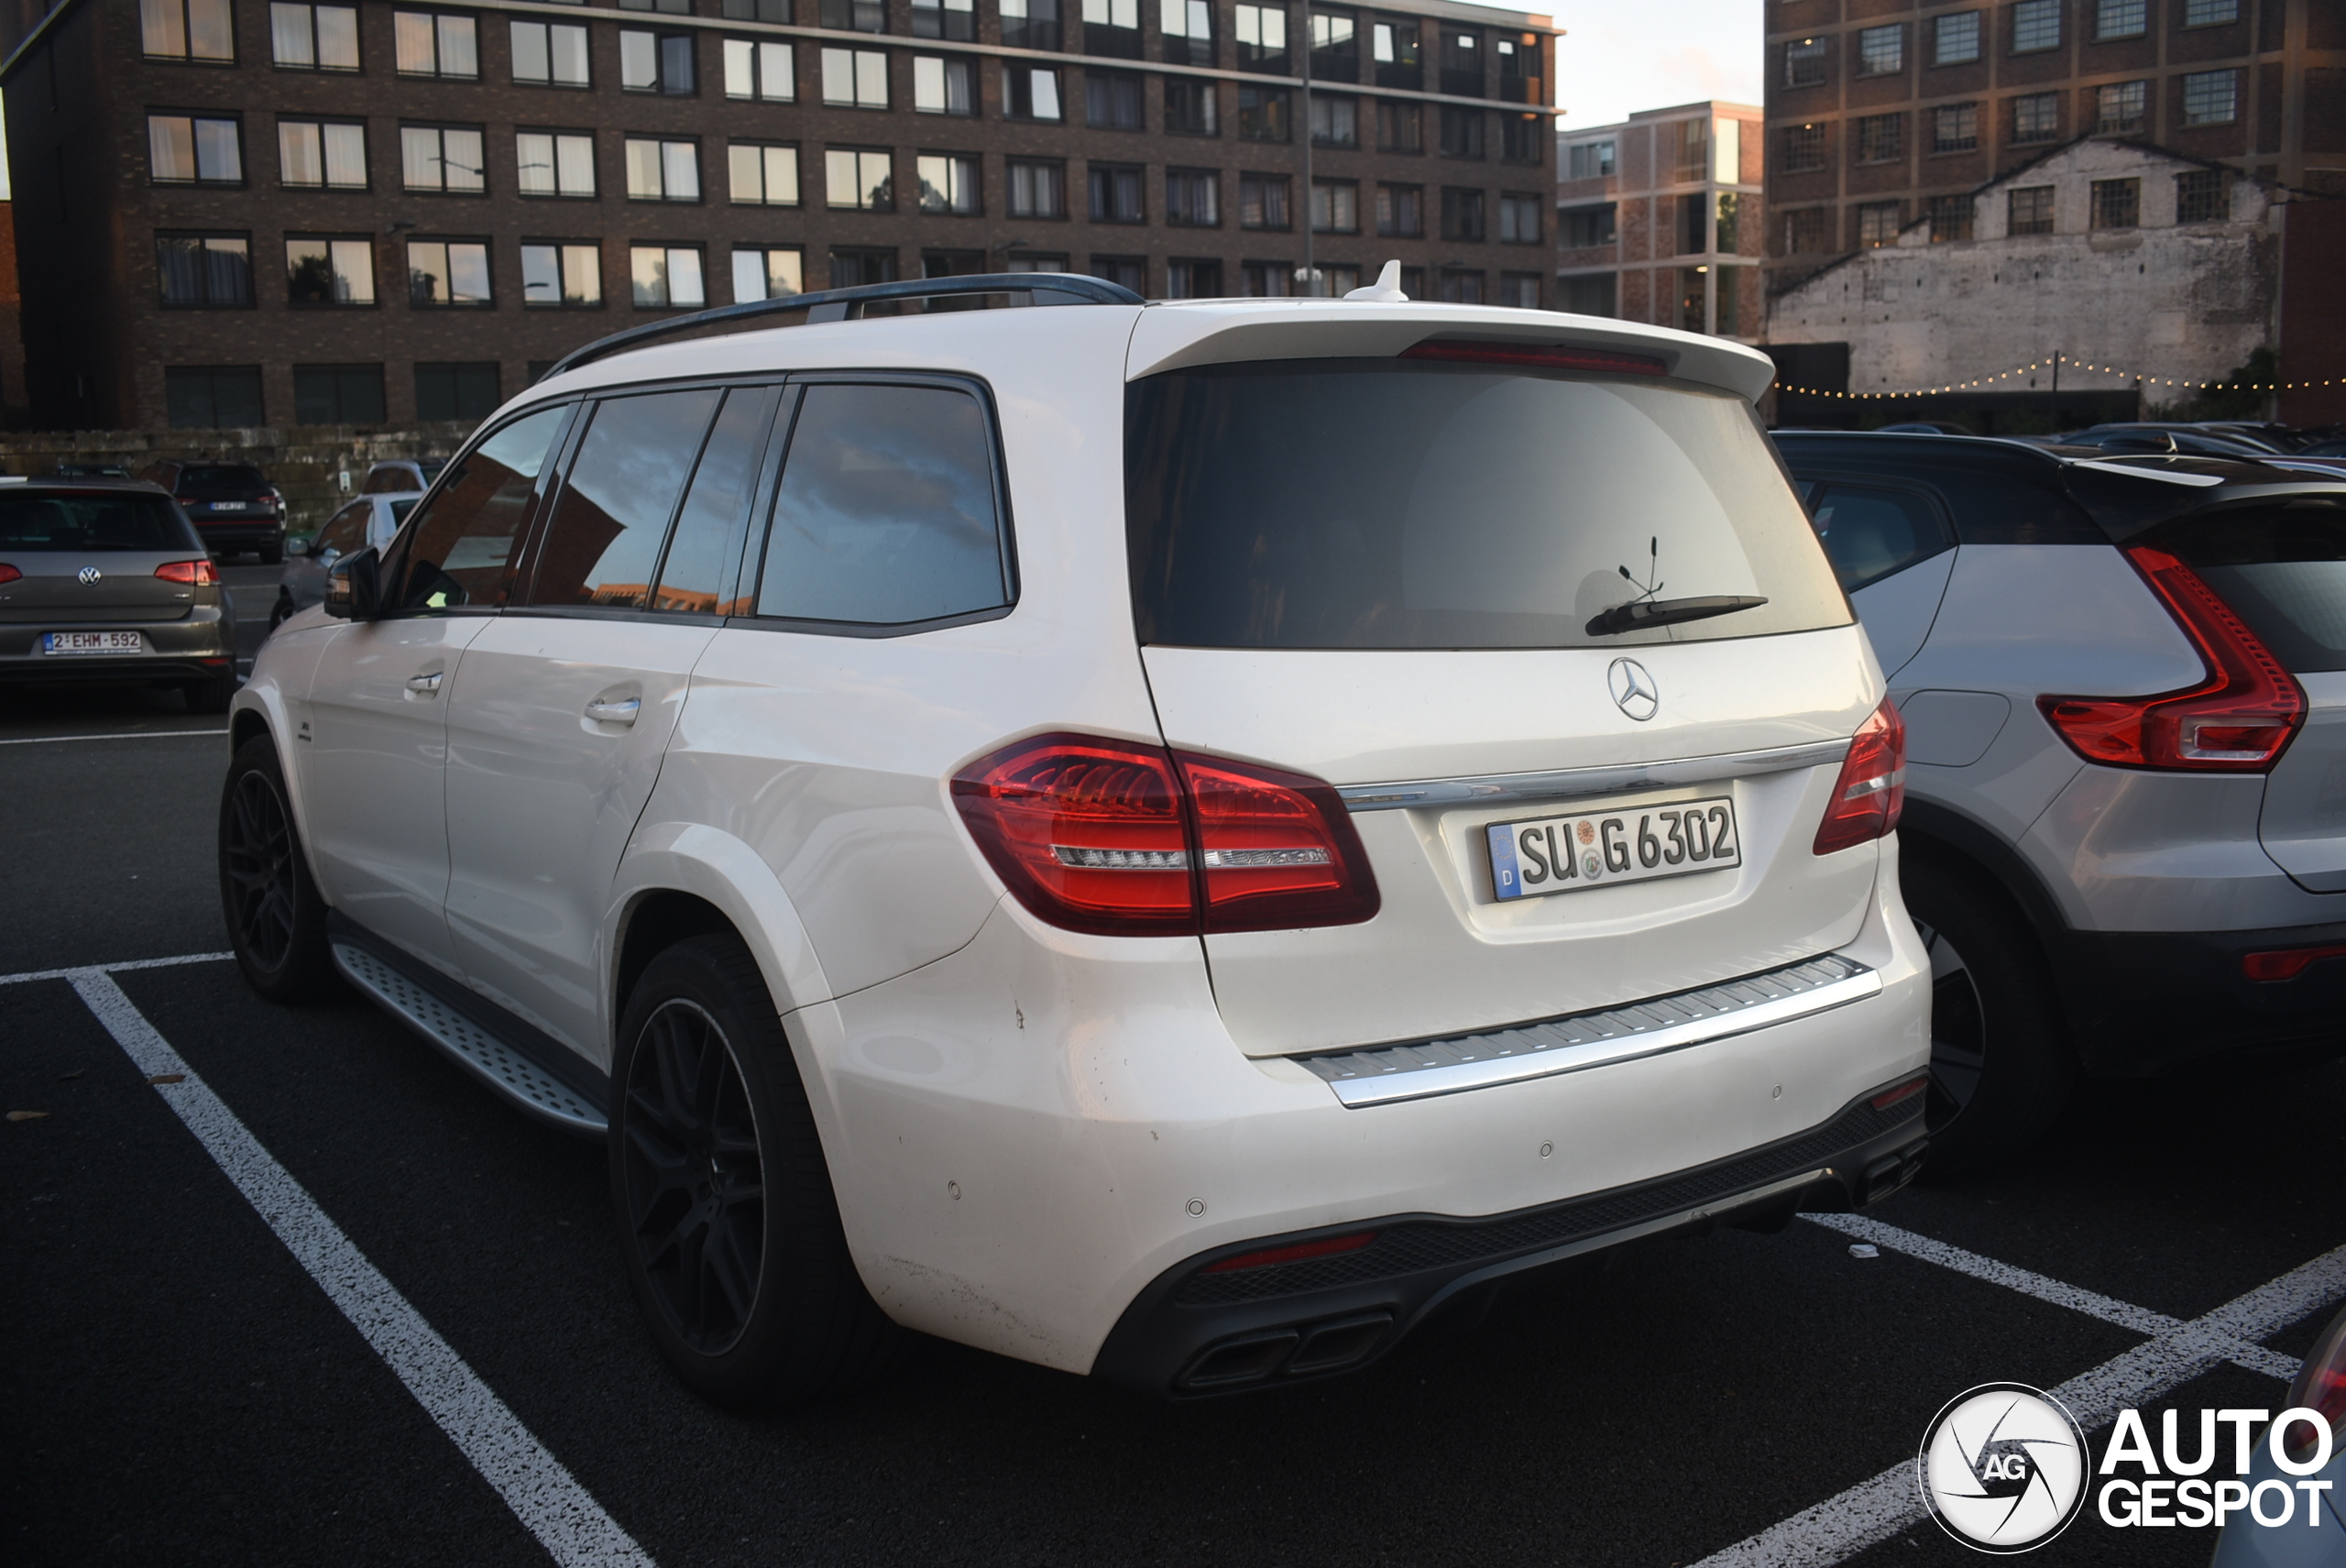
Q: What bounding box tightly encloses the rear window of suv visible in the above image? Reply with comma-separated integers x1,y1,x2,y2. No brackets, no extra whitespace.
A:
2141,498,2346,673
1126,360,1850,650
173,466,269,496
0,491,194,552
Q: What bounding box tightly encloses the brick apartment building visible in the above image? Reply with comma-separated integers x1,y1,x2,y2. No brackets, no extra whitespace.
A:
0,0,1556,430
1554,100,1764,339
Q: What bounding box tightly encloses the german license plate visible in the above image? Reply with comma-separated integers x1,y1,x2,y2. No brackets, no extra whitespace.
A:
43,630,143,655
1486,797,1740,901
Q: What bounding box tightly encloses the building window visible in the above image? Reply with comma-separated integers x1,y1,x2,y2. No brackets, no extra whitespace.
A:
1165,168,1220,225
1006,159,1065,217
294,364,386,422
1498,192,1540,244
1677,191,1707,254
1784,38,1826,87
1238,87,1288,141
1566,139,1615,180
1310,95,1358,148
517,131,595,197
1560,202,1611,247
824,147,893,209
723,0,793,18
2090,177,2139,229
156,234,252,305
2097,80,2147,133
1439,106,1485,159
829,249,899,289
625,137,701,201
1165,258,1222,298
1855,113,1904,165
733,246,805,302
1498,271,1540,310
287,236,376,303
1310,179,1357,234
1438,269,1483,304
1313,9,1358,81
271,4,358,69
818,0,885,30
630,247,706,307
166,367,264,428
395,11,478,77
725,38,795,99
1240,259,1293,297
2012,92,2061,143
408,240,491,306
1377,102,1422,154
620,0,694,14
1856,200,1901,247
1672,115,1710,181
1087,69,1144,128
1234,3,1288,71
1856,24,1903,76
1003,64,1063,120
1716,190,1740,250
415,363,500,422
1239,172,1288,228
2183,0,2238,25
1440,187,1484,242
402,126,487,192
2095,0,2145,39
1927,193,1974,241
1439,28,1480,96
143,0,234,60
1088,163,1145,222
621,31,696,93
910,0,973,39
1162,0,1211,65
1933,12,1980,64
2176,168,2230,222
2007,184,2055,235
1770,123,1820,175
1782,207,1827,252
1500,112,1545,164
1372,19,1420,89
1560,274,1613,315
2182,69,2240,126
918,153,980,214
521,242,601,305
512,19,590,84
1167,81,1218,136
1377,183,1423,237
2011,0,2060,53
1932,102,1979,153
1083,0,1142,58
914,55,975,113
280,120,367,188
821,47,887,105
1715,267,1741,334
1000,0,1060,50
729,142,800,204
1675,267,1707,332
148,115,243,184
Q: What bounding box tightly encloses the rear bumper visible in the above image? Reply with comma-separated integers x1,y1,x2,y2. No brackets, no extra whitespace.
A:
2059,923,2346,1076
192,520,282,551
0,611,236,685
1091,1080,1927,1397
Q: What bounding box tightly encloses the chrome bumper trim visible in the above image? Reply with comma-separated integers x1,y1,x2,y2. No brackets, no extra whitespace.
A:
1298,953,1880,1107
1334,738,1851,813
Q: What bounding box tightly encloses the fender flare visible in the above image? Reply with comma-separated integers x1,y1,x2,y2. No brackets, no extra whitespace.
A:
1895,795,2096,1029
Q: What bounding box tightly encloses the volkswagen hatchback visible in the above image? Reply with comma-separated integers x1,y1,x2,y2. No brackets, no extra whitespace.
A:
220,277,1930,1407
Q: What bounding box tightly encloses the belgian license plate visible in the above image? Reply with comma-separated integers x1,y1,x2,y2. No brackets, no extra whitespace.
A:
208,501,250,511
43,630,143,655
1487,797,1740,901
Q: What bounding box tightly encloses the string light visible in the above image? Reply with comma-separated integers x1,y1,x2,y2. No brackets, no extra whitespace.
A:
1771,355,2335,400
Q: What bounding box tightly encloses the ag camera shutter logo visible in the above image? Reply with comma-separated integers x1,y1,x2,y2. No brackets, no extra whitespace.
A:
1917,1384,2090,1552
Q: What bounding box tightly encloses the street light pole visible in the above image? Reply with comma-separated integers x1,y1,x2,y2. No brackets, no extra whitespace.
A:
1300,4,1314,295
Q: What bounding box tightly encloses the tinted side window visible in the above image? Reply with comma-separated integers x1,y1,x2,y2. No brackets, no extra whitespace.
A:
755,382,1008,627
391,405,570,611
653,387,781,615
526,389,723,609
1810,484,1953,593
1931,468,2102,545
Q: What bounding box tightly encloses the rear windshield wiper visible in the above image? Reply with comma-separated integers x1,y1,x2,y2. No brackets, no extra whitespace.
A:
1585,595,1770,637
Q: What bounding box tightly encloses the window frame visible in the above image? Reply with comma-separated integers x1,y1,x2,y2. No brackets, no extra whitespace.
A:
2010,0,2062,55
401,122,489,194
1854,23,1903,77
729,140,804,206
1165,166,1221,227
270,2,360,71
517,129,597,198
1932,11,1980,64
406,236,496,307
148,112,246,186
393,9,481,79
155,231,256,307
824,146,895,211
286,234,378,306
2181,68,2240,126
1006,158,1067,217
630,244,708,307
278,116,369,190
511,17,592,85
625,136,704,202
143,0,236,61
918,151,982,214
521,240,605,308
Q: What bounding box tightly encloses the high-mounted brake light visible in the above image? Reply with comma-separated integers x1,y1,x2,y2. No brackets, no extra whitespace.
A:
951,733,1381,937
155,559,220,586
1400,340,1669,377
1200,1231,1379,1274
2038,544,2305,773
1814,697,1907,856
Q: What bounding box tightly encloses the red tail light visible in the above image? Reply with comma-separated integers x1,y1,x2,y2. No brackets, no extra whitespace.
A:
2038,544,2305,773
1201,1231,1379,1274
0,564,19,585
155,559,220,586
952,733,1381,937
1814,697,1906,856
1401,340,1668,377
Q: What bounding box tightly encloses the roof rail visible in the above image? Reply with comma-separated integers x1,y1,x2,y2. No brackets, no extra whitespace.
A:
543,272,1146,378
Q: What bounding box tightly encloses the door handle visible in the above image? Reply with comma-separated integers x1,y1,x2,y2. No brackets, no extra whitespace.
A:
585,696,641,725
405,671,443,693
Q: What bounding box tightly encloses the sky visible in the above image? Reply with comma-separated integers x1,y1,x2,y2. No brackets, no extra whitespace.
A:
1546,0,1764,131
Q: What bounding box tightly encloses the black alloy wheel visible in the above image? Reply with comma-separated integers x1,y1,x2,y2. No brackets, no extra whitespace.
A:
619,1000,767,1356
217,736,336,1003
1916,918,1987,1134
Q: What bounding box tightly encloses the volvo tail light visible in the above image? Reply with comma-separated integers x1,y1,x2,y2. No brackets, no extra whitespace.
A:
2038,544,2305,773
155,559,220,586
1814,697,1907,856
952,733,1380,936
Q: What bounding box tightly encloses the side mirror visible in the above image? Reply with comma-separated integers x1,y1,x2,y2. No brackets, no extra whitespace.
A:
323,546,382,620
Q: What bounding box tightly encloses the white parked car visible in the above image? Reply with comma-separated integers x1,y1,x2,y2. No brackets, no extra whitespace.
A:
218,274,1931,1407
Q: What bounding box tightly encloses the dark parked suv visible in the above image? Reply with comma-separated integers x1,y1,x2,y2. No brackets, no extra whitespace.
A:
138,461,286,562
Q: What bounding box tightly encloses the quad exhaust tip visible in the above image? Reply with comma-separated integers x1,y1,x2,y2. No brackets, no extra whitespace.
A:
1177,1310,1396,1392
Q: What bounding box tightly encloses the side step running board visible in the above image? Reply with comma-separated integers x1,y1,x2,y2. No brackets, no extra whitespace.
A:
330,935,608,1137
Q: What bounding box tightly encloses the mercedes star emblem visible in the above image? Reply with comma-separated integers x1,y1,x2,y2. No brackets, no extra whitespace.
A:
77,566,103,586
1607,657,1660,722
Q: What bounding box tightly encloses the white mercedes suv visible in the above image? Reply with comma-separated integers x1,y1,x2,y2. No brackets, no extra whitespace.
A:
217,274,1931,1406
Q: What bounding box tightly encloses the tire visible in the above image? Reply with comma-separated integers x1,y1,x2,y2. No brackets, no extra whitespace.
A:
183,673,236,715
218,735,337,1003
1905,861,2077,1175
609,933,900,1409
268,592,295,632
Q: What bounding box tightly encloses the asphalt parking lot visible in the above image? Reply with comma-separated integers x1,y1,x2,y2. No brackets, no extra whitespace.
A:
4,671,2342,1567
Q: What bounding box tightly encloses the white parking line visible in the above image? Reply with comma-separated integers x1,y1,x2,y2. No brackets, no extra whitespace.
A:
65,968,655,1568
1692,1234,2346,1568
0,729,230,745
0,951,233,987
